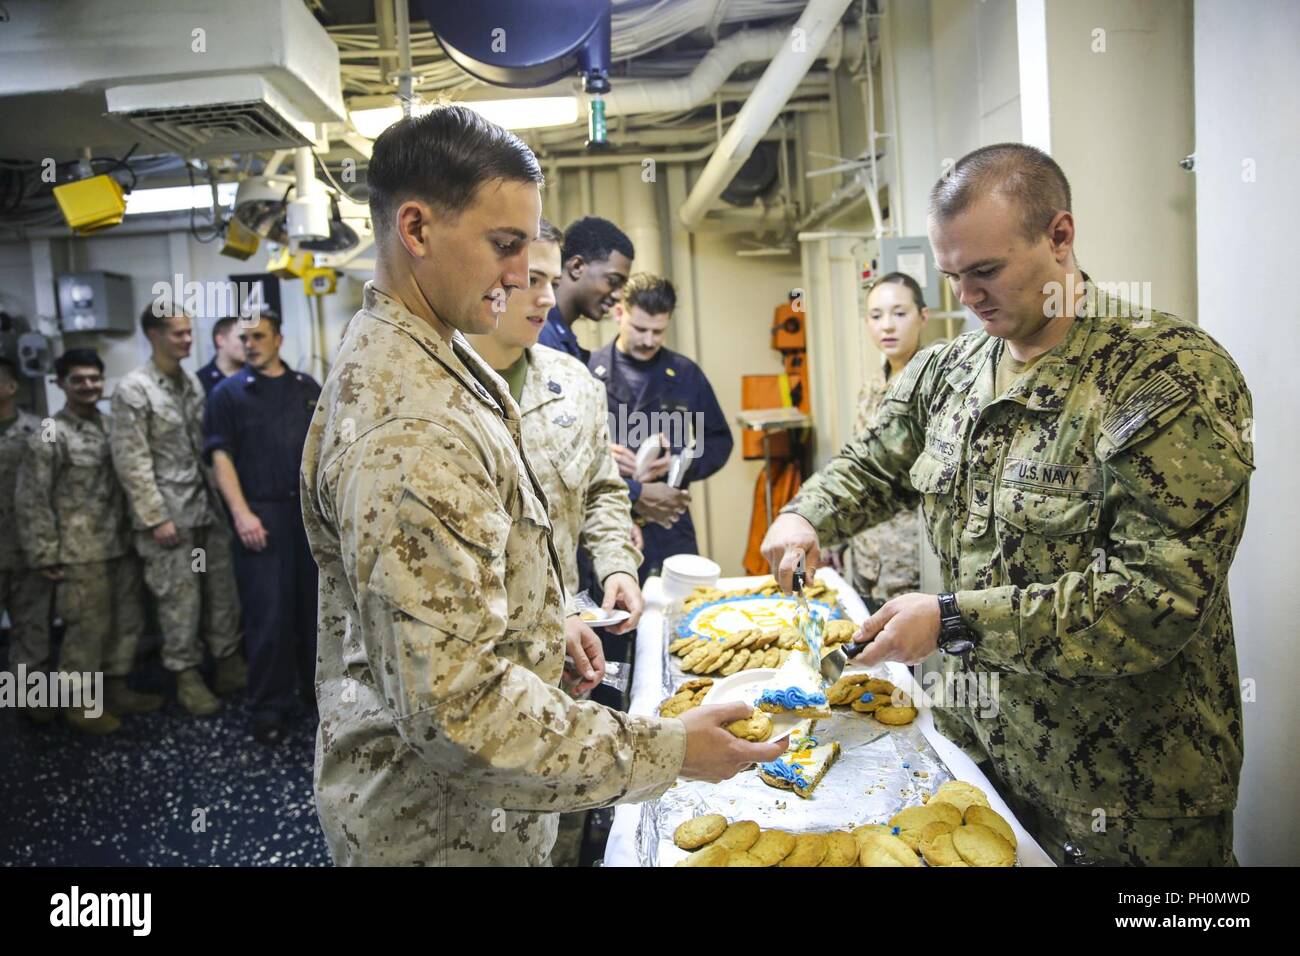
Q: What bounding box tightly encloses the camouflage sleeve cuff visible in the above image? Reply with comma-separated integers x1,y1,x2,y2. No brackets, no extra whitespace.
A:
622,713,687,803
783,498,833,538
956,586,1026,672
595,553,641,587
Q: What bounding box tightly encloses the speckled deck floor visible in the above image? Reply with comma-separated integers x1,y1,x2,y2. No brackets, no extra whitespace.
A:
0,640,331,867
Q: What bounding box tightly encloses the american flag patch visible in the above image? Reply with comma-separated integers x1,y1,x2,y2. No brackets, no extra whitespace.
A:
1102,371,1188,447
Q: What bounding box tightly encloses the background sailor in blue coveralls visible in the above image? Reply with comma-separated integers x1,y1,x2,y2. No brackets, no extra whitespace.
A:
590,275,734,583
203,312,321,744
197,315,245,398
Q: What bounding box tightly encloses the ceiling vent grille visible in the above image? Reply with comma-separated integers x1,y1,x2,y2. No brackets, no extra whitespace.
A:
113,99,311,155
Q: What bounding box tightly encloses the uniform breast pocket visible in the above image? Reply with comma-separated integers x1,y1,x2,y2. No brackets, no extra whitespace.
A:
994,484,1102,584
502,484,554,633
909,449,957,558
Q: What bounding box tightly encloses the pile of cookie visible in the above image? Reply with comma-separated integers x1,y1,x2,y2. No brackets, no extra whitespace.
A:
681,576,838,613
656,680,776,741
824,671,918,726
671,781,1016,867
668,618,858,678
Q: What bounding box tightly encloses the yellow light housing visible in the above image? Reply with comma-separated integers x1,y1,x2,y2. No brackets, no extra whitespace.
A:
303,266,338,297
221,217,261,260
267,247,313,279
52,174,126,235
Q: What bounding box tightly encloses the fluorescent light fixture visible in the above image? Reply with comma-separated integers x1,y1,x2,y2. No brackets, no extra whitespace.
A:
349,95,578,138
125,182,239,216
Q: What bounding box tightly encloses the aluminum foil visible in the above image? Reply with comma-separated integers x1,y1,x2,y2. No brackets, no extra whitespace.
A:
640,606,957,868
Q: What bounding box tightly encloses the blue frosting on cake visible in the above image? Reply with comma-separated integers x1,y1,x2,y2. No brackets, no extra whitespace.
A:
757,687,828,710
759,758,810,791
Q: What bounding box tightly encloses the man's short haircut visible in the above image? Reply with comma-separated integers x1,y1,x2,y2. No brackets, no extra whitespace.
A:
868,271,927,310
561,216,635,266
622,273,676,317
0,356,17,385
929,143,1072,240
367,104,544,238
140,302,187,335
211,316,239,346
248,309,282,337
55,348,104,379
537,217,564,245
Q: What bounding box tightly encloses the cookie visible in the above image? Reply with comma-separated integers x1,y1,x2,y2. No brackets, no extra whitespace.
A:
874,704,918,725
778,832,828,868
823,620,858,646
920,831,964,867
691,687,710,704
678,678,714,693
703,648,734,674
726,851,764,867
675,843,730,867
668,637,693,655
858,832,921,867
658,695,695,718
673,814,727,850
754,630,780,649
890,802,962,832
748,829,797,866
826,673,873,706
931,780,991,817
917,820,957,845
720,648,751,676
964,805,1016,848
952,823,1015,867
680,645,712,673
726,709,774,742
761,647,780,668
715,820,761,852
850,691,886,713
820,831,859,867
737,630,760,650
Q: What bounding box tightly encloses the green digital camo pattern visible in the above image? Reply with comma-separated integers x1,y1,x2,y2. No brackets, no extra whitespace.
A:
300,284,686,866
844,372,921,604
16,407,130,567
517,345,640,597
0,410,41,570
54,556,146,678
786,281,1252,820
110,360,218,531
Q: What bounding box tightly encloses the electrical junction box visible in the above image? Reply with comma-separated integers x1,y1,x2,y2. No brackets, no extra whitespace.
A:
56,271,136,333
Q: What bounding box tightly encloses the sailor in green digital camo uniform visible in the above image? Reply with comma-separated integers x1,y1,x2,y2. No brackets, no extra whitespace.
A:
761,144,1252,866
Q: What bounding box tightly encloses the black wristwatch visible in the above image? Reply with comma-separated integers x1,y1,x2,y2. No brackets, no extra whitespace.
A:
937,593,977,656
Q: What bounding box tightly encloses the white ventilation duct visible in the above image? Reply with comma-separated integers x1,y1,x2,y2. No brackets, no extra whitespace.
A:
0,0,344,156
597,23,858,117
678,0,858,229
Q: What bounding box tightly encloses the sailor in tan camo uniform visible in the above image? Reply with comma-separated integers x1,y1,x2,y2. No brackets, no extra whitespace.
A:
301,107,784,866
469,216,644,695
111,304,246,716
16,349,162,734
764,145,1252,866
0,357,53,723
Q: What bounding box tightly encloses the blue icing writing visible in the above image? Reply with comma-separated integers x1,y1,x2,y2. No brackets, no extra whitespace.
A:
858,692,875,703
757,687,828,709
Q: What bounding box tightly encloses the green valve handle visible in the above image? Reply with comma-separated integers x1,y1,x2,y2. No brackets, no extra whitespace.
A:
586,97,608,149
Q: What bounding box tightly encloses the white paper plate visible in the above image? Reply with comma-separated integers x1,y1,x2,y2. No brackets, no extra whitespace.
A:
576,608,631,629
700,668,812,743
